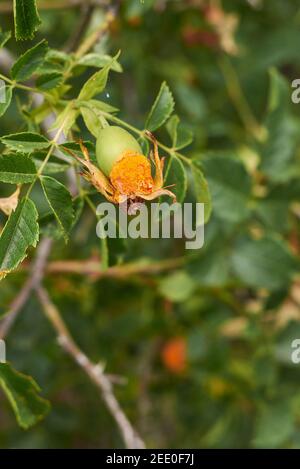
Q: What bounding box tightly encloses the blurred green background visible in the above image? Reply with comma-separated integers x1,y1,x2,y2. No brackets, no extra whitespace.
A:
1,0,300,448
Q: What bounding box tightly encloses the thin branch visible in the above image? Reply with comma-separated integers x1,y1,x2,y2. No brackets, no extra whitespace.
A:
218,56,265,141
0,238,53,340
0,0,110,13
74,5,118,58
45,257,186,278
64,4,96,53
36,286,146,449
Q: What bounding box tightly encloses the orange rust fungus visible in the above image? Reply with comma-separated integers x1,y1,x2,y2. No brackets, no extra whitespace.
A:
109,150,154,197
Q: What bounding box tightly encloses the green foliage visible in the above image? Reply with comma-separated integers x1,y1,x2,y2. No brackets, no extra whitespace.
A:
78,54,120,101
191,161,212,223
163,155,187,203
202,155,251,223
146,81,175,131
50,106,78,136
80,106,103,138
166,115,193,150
1,0,300,450
0,363,50,429
159,270,196,303
33,154,68,174
1,132,50,152
36,73,63,91
13,0,41,41
79,100,119,137
40,176,74,241
253,402,294,448
11,40,48,81
0,28,11,49
259,69,296,181
78,53,123,72
0,154,36,183
0,85,12,118
0,198,39,278
232,236,298,290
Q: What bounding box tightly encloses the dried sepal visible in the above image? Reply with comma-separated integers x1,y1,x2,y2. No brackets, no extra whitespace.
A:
66,128,176,210
0,186,21,216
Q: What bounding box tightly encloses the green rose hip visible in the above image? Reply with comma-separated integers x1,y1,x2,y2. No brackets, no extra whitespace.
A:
96,126,142,177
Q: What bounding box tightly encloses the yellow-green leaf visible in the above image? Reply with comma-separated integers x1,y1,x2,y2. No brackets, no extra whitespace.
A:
0,362,50,429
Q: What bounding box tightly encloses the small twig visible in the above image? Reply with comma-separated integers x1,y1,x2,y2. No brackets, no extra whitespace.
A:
45,257,186,278
64,4,96,53
36,286,146,449
74,5,117,59
0,238,53,340
218,56,266,142
0,0,110,13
